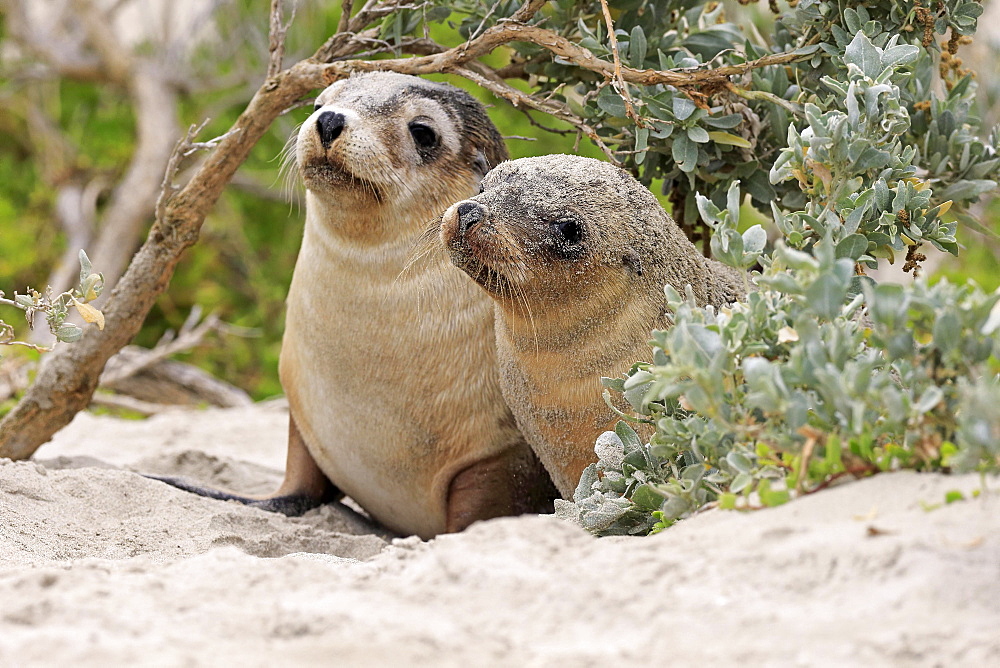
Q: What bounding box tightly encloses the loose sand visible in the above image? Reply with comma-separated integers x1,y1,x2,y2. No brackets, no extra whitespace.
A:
1,402,997,666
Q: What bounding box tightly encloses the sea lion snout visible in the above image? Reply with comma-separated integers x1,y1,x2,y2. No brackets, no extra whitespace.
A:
456,201,486,234
441,199,489,247
315,111,346,148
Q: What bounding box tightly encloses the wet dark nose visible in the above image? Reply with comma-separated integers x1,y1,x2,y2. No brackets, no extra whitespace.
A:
316,111,345,148
457,201,485,234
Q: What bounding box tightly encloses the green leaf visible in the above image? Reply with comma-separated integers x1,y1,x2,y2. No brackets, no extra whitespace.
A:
673,96,696,121
615,421,643,454
727,180,741,223
631,483,663,511
687,126,709,143
758,480,790,507
672,133,698,173
596,87,627,116
805,273,849,320
634,127,648,165
881,44,919,69
629,25,647,67
704,114,743,129
742,225,767,254
56,324,83,343
844,32,882,79
78,250,93,283
707,131,752,148
730,472,752,494
835,234,869,261
726,451,753,474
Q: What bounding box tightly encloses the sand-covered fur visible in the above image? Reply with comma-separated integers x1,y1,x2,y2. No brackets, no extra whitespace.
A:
442,155,746,495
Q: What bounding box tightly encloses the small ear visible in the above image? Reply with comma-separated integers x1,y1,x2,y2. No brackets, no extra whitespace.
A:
471,150,490,179
623,250,643,277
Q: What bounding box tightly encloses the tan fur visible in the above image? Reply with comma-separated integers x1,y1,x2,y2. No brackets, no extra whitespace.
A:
281,73,553,538
441,155,747,496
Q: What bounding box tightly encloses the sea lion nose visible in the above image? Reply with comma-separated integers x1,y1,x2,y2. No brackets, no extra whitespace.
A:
457,201,485,234
316,111,346,148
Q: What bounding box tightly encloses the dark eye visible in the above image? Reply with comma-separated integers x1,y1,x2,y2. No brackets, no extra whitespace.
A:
408,122,438,148
552,217,583,245
313,102,322,112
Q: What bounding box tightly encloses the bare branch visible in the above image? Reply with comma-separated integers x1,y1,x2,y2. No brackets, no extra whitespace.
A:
100,307,222,386
451,66,621,166
267,0,297,79
72,0,134,84
598,0,642,125
154,120,212,233
337,0,355,35
309,22,815,93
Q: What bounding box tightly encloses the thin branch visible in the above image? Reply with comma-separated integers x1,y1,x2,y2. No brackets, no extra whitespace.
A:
100,306,221,386
155,121,239,224
727,82,803,116
598,0,642,125
310,21,816,92
337,0,355,35
451,66,621,166
267,0,297,79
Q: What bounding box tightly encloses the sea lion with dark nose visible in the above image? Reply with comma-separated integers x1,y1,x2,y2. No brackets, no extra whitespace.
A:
156,73,556,538
441,154,747,496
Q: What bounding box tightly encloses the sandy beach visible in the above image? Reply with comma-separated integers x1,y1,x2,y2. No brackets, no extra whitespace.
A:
1,402,997,666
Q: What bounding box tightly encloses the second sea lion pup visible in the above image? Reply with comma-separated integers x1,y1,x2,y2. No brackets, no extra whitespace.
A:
440,154,747,497
155,72,556,539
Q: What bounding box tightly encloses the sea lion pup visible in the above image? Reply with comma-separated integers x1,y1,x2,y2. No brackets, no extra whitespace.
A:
440,154,747,497
157,72,556,539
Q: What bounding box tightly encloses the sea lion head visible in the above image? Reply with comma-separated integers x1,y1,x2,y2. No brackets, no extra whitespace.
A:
441,155,658,306
296,72,507,226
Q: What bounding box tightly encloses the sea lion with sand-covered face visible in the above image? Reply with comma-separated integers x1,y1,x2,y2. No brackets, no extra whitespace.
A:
155,72,556,538
441,154,747,497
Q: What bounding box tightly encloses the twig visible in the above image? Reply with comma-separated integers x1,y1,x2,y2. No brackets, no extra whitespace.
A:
155,121,240,225
598,0,643,126
267,0,297,79
451,66,622,166
727,82,803,116
100,306,221,386
337,0,355,35
469,0,504,41
311,22,818,93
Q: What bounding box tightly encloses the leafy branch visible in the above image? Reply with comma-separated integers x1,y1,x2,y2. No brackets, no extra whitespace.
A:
0,251,105,353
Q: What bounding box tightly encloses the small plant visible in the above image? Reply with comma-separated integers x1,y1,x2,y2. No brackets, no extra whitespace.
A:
0,250,105,354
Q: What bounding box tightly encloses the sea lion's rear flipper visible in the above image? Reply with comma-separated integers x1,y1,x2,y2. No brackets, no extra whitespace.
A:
145,413,343,517
143,474,339,517
445,444,559,533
